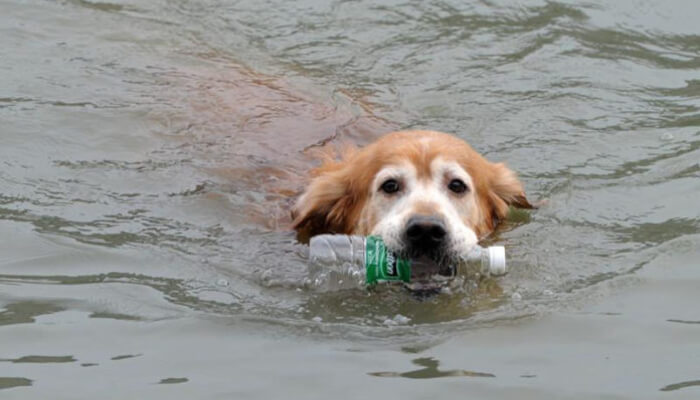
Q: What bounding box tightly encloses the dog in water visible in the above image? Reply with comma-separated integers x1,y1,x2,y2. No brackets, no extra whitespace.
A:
292,130,534,269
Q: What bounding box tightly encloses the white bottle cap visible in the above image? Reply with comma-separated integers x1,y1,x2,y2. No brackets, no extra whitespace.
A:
487,246,507,276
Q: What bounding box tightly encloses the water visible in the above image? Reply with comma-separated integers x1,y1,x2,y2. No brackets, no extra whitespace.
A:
1,0,699,398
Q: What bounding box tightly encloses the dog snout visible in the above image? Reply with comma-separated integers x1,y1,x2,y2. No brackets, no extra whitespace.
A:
404,215,447,252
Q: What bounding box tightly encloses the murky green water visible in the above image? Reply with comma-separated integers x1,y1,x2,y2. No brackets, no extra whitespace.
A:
1,0,699,398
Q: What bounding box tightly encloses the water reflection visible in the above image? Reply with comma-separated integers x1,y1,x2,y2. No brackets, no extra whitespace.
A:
369,357,495,379
0,355,75,364
111,354,142,361
0,377,32,390
157,378,189,385
299,276,507,327
660,379,700,392
667,319,700,325
0,302,64,326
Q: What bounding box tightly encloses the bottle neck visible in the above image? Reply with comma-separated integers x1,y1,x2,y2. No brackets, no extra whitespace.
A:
463,245,486,262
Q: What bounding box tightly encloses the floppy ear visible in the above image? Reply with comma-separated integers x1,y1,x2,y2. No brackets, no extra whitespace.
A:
487,162,535,224
291,160,362,240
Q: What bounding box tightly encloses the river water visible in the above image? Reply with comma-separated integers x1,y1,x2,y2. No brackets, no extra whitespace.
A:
1,0,699,398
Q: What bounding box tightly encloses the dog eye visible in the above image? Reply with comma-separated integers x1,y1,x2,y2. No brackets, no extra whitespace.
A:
380,179,400,194
447,179,468,194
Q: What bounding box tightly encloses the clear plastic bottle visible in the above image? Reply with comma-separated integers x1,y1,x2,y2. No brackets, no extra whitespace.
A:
305,234,506,291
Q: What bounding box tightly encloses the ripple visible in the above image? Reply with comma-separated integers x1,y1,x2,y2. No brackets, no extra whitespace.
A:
369,357,495,379
0,377,32,390
660,379,700,392
111,354,141,361
1,355,76,364
667,319,700,325
66,0,125,12
54,159,192,172
0,302,65,327
157,377,188,384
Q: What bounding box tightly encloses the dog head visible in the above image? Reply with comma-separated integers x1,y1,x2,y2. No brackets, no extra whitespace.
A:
292,130,533,264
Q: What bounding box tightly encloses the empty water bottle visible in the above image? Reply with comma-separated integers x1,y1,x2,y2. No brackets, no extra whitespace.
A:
305,234,506,291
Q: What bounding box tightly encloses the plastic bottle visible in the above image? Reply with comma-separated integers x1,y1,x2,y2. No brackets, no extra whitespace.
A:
305,234,506,291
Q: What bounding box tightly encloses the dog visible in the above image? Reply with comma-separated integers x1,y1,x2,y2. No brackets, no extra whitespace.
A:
292,130,534,268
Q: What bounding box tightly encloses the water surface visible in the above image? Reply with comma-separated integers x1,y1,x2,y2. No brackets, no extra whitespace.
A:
1,0,699,398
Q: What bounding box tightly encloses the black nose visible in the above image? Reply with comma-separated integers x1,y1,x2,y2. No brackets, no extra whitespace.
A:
404,215,447,251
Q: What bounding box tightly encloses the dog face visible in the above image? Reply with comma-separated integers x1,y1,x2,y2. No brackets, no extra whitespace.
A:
292,130,533,264
366,156,481,263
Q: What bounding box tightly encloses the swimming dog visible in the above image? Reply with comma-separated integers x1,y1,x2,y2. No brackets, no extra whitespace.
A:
292,130,534,267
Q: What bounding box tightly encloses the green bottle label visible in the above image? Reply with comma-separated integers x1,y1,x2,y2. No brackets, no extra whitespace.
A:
365,236,411,285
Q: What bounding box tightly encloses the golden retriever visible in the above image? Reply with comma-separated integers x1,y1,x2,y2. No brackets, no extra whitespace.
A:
292,130,534,267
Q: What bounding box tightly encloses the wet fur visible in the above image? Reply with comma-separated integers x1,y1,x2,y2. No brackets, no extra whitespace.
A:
292,130,534,248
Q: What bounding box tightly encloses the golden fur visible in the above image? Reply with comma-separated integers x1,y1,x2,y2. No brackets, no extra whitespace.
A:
292,130,533,247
